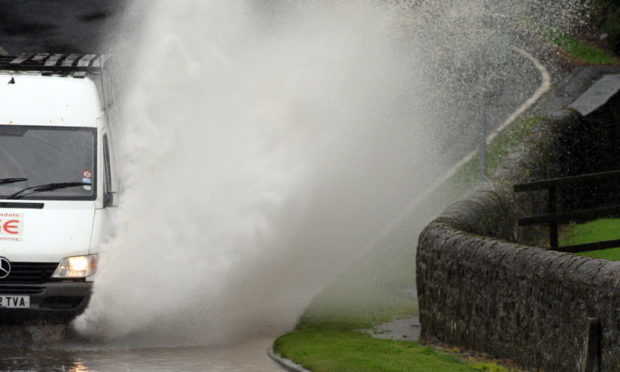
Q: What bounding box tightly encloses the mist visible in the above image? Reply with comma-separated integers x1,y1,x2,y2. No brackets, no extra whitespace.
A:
74,0,587,346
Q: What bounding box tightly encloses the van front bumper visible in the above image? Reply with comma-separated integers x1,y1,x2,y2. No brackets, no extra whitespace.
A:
0,281,92,324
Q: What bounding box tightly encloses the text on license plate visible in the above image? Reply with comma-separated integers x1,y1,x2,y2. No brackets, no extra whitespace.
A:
0,295,30,308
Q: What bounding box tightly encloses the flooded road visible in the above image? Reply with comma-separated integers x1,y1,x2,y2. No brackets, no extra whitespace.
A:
1,342,279,371
0,327,280,371
1,343,280,371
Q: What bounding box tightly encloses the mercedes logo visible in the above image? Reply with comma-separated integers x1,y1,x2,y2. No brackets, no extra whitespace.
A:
0,257,11,279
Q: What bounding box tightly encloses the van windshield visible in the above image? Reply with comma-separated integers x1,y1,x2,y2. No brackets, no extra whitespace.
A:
0,125,96,200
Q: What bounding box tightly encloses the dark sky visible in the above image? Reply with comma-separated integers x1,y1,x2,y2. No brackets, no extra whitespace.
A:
0,0,127,54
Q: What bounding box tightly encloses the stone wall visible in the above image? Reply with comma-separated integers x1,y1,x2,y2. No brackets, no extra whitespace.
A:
416,99,620,370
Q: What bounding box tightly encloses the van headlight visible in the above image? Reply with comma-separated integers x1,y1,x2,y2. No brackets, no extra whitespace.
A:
52,254,98,278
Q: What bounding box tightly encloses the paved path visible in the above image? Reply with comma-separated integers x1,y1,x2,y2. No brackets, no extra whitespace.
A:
569,73,620,115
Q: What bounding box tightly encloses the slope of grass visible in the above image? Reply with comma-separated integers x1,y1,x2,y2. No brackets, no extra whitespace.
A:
560,218,620,260
538,26,618,65
274,322,503,372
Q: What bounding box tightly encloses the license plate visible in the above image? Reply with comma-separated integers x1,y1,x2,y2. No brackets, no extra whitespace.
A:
0,295,30,308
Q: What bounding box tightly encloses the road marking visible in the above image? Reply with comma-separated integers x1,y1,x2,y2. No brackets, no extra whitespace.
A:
489,47,551,143
360,46,551,256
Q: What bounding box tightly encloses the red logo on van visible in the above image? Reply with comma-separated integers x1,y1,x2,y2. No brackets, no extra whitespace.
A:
2,220,19,234
0,213,23,241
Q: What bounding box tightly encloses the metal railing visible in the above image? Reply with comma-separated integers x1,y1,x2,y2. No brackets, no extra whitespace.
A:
514,170,620,253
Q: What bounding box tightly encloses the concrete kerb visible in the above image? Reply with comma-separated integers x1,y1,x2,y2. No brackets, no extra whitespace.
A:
267,348,310,372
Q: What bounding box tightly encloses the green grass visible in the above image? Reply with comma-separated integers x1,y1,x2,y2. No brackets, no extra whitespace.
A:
485,116,542,173
560,218,620,260
538,25,618,65
274,325,499,372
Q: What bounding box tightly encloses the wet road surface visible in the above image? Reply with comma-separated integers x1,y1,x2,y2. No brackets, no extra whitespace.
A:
0,336,280,371
0,323,280,371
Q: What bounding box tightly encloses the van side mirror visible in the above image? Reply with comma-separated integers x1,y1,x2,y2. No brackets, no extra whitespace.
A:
104,192,118,208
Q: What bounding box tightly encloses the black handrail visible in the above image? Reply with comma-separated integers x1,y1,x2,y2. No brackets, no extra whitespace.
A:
514,170,620,252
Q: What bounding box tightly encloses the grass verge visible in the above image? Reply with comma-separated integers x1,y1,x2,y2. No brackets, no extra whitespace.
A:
537,25,618,65
274,325,497,372
560,218,620,260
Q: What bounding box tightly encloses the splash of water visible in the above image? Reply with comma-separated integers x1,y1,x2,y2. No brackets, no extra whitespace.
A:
74,0,587,346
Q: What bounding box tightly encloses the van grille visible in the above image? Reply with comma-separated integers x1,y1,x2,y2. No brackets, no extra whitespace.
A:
0,262,58,284
0,285,44,294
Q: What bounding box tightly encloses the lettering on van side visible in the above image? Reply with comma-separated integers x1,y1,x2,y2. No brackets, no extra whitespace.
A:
0,213,23,241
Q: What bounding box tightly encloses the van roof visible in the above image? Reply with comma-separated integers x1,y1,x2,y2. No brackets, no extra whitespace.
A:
0,72,103,127
0,53,107,128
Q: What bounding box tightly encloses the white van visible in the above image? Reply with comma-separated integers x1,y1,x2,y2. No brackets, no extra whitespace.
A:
0,53,117,323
